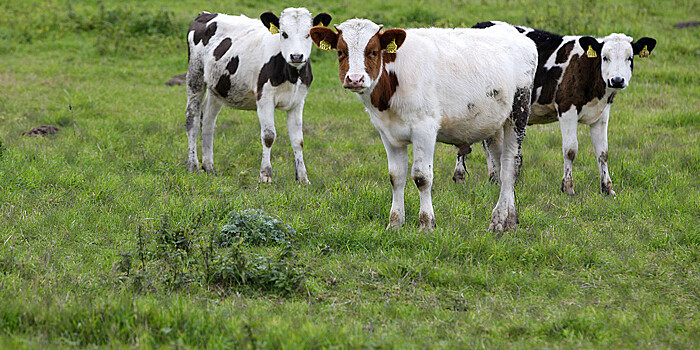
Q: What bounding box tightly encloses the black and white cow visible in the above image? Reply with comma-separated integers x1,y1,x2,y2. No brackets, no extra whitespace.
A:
310,19,537,231
458,21,656,196
185,8,331,184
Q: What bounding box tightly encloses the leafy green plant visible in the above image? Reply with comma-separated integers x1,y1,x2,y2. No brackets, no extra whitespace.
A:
217,209,296,247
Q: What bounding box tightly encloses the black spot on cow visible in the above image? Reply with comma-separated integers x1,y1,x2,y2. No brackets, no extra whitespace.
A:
486,89,501,98
514,26,525,33
262,129,275,148
389,174,395,187
526,29,564,104
607,91,617,104
537,66,562,105
472,21,496,29
566,149,576,161
189,13,218,46
256,53,313,100
599,151,608,163
213,38,231,61
510,87,531,144
226,56,239,75
215,74,231,98
413,174,428,190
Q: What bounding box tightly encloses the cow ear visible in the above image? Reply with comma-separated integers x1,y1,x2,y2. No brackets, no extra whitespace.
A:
579,36,602,58
313,13,332,27
632,37,656,58
310,26,338,50
380,28,407,53
260,12,280,33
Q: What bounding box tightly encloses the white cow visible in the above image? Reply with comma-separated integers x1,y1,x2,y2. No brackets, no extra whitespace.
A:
310,19,537,231
185,8,331,184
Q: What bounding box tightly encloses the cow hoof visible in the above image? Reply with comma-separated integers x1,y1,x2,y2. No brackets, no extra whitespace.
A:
561,178,575,196
202,163,216,174
259,174,272,183
489,205,518,232
418,212,436,232
387,211,404,230
601,181,615,196
298,177,311,185
187,162,200,173
452,171,466,184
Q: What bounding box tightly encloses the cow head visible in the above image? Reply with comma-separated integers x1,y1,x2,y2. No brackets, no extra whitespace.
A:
261,8,332,68
579,34,656,89
310,19,406,93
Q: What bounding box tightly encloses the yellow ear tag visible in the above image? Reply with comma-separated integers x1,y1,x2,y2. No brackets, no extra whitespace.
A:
586,45,597,58
269,23,279,34
386,39,398,54
319,40,331,51
639,45,650,58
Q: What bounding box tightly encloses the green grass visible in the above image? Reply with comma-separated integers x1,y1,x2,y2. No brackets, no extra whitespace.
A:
1,0,698,348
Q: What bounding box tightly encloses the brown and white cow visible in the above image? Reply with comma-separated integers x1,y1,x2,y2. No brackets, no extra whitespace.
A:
462,21,657,196
185,8,331,184
310,19,537,231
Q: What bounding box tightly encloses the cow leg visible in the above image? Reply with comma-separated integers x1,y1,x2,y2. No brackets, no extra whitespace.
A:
200,94,224,174
185,66,205,172
483,129,504,183
559,108,579,195
257,103,276,183
452,144,471,183
412,124,438,232
380,132,408,229
590,106,615,196
286,104,310,185
490,87,529,232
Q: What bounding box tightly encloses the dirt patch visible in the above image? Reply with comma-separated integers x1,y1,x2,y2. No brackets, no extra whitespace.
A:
22,125,60,136
165,73,187,86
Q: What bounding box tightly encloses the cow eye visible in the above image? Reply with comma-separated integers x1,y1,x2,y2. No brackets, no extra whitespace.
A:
602,56,609,62
281,32,288,39
305,34,310,39
338,51,345,58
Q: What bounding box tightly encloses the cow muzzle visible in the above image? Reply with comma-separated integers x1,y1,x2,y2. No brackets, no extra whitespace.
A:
343,74,366,92
289,53,305,64
608,77,627,89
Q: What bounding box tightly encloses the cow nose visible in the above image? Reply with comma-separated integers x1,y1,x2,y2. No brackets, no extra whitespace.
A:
344,74,365,89
290,54,304,62
610,77,625,88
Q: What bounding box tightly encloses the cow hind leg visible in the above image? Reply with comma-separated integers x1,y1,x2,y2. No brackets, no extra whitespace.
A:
558,108,579,195
287,105,310,184
185,65,205,172
257,103,276,183
200,94,224,174
483,129,504,184
452,144,471,183
489,87,530,232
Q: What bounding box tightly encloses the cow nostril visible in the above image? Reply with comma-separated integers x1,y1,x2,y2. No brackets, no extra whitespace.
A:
290,54,303,61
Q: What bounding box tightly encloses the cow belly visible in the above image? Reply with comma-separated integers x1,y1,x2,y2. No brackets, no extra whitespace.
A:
437,110,507,145
528,103,558,124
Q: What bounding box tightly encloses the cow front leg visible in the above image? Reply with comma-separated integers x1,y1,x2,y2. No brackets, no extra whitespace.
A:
483,128,504,183
257,103,276,183
559,109,579,195
412,125,438,232
185,69,205,172
590,106,615,196
200,94,224,174
381,132,408,229
286,105,310,185
489,119,523,232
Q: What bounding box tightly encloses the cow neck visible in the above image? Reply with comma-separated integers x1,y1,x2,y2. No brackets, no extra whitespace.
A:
257,53,312,100
369,52,398,112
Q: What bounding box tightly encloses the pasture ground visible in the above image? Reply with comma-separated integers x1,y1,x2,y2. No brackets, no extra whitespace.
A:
0,0,698,348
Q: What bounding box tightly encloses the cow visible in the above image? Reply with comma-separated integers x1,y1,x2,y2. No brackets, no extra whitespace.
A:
310,19,537,232
185,8,332,184
456,21,656,196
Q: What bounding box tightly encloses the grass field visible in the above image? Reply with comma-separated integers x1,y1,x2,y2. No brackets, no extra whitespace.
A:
1,0,698,348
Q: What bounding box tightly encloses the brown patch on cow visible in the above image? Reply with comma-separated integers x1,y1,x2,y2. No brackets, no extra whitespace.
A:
299,140,303,148
607,91,617,104
389,211,402,225
555,41,575,64
263,129,275,148
215,74,230,98
370,71,398,111
555,53,606,114
22,125,59,136
213,38,231,61
363,34,383,81
335,35,350,84
566,149,576,161
165,73,187,86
